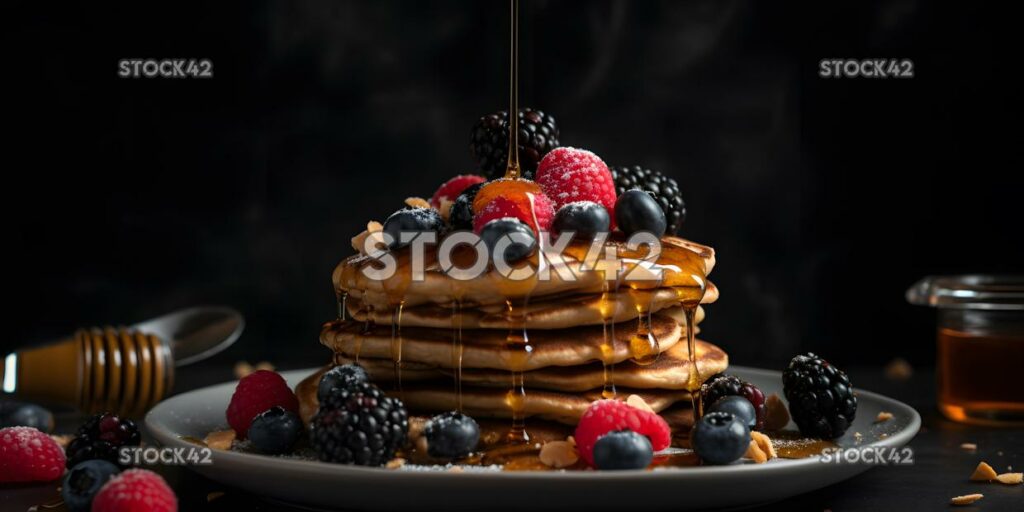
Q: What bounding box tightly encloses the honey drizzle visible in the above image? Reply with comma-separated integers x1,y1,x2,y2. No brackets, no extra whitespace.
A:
451,299,464,412
336,291,348,321
390,301,405,391
598,273,620,398
504,297,531,443
683,304,703,417
504,0,521,180
625,267,663,365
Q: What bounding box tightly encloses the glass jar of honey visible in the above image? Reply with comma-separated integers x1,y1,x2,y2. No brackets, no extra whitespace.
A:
908,275,1024,425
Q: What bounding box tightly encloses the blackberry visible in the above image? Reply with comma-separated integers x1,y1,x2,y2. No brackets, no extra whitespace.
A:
448,182,485,231
609,165,687,235
310,382,408,466
470,108,560,179
700,374,766,430
783,353,857,439
65,413,141,469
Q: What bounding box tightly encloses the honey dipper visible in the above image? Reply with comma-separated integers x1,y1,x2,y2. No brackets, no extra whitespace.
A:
2,306,244,416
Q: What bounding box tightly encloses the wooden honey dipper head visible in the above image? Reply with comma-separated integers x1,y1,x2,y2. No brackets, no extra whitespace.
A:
2,306,243,417
2,327,173,417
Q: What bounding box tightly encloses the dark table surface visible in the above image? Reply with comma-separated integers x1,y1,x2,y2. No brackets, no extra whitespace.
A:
3,363,1021,511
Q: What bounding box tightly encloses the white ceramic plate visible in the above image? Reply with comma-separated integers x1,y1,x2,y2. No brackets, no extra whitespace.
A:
145,366,920,511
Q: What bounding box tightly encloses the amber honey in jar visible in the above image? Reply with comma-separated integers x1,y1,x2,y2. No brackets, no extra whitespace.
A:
908,275,1024,425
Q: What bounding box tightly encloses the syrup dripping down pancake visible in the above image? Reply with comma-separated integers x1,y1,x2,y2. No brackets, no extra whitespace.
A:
345,287,713,330
321,312,683,372
331,339,727,392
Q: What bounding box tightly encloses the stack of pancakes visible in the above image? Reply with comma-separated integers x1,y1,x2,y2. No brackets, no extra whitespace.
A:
297,235,725,440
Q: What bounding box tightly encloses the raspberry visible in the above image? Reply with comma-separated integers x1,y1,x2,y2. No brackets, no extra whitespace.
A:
574,400,671,467
429,174,486,212
535,147,617,224
226,370,299,439
472,192,554,235
0,426,66,483
91,468,177,512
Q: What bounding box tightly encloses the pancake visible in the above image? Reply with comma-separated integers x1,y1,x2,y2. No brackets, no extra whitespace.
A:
294,367,692,427
321,312,683,372
393,384,690,425
333,339,728,391
345,286,714,330
336,236,715,309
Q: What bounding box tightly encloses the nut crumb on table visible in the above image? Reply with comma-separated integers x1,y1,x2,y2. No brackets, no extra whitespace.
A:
950,494,984,506
995,472,1022,485
969,461,998,481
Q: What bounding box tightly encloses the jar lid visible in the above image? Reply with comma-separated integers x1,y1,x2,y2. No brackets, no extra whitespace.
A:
907,275,1024,310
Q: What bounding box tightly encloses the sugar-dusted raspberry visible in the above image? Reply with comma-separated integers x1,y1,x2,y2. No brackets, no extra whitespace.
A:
472,192,554,235
0,426,66,483
91,468,177,512
574,399,671,467
535,147,617,223
429,174,486,212
226,370,299,439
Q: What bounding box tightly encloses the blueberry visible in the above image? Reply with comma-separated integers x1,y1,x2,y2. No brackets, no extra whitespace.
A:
382,207,445,249
61,460,120,512
592,429,653,470
691,411,750,465
423,411,480,459
552,201,610,240
479,218,536,262
707,395,757,430
318,364,369,403
448,182,485,230
249,406,303,455
0,402,54,432
615,190,667,237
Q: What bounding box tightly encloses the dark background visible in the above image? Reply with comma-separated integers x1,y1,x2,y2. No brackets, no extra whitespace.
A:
4,0,1020,370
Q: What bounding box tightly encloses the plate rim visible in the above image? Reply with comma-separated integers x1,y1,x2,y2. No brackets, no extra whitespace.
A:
145,365,921,480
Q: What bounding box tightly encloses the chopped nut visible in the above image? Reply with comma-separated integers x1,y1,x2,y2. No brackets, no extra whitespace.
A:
626,394,655,413
884,358,913,381
234,361,254,379
539,440,579,469
351,221,385,254
751,431,776,459
408,417,427,440
255,361,275,372
995,472,1023,485
764,393,790,430
405,197,432,209
969,461,998,481
950,494,983,506
853,432,864,442
960,443,977,452
745,439,768,463
204,429,236,450
875,411,894,423
385,458,407,469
